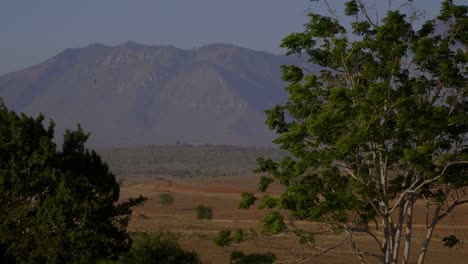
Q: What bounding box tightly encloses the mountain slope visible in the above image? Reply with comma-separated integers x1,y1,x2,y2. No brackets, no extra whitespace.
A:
0,42,302,147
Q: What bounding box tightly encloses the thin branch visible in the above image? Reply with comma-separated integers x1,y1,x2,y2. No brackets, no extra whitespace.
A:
389,178,421,214
309,235,381,261
357,0,378,27
437,199,468,222
351,227,383,250
390,161,468,214
335,161,358,180
310,235,349,256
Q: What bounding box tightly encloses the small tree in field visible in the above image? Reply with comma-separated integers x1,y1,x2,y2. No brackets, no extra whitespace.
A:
241,1,467,263
196,204,213,220
230,251,276,264
114,232,201,264
159,192,175,206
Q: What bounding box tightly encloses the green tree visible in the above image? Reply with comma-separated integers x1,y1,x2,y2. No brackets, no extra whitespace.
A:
159,192,175,206
195,204,213,220
230,251,276,264
0,99,146,263
110,232,201,264
241,1,467,263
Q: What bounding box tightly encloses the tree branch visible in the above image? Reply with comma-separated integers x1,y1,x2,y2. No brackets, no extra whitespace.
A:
437,199,468,222
390,161,468,214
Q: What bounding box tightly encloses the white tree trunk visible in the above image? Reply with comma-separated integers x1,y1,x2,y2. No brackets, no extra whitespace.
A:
417,225,435,264
403,199,413,264
391,197,409,263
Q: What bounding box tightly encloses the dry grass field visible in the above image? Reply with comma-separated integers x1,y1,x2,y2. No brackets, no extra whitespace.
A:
120,175,468,264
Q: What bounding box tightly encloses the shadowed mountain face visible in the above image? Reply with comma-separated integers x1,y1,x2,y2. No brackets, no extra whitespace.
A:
0,42,301,147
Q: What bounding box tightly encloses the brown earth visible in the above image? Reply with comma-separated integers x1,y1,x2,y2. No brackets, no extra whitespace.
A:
120,175,468,264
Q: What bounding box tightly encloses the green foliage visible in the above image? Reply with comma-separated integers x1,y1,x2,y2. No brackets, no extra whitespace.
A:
0,241,15,264
0,100,145,263
258,176,274,192
253,0,468,262
214,228,252,247
248,228,258,238
297,231,315,245
196,204,213,220
104,232,201,264
159,192,175,206
260,211,285,235
258,196,278,210
214,228,246,247
232,229,245,243
214,230,232,247
230,251,276,264
239,192,257,209
214,228,251,247
344,0,359,16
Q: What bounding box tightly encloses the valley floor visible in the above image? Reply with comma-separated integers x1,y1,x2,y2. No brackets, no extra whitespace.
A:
120,175,468,264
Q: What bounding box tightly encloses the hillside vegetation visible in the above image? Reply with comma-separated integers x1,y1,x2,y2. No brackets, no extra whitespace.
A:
99,144,286,178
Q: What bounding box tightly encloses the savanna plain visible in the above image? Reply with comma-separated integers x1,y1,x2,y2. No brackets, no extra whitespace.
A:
105,146,468,264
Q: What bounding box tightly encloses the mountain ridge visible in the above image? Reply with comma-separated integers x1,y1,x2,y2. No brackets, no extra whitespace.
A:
0,42,306,147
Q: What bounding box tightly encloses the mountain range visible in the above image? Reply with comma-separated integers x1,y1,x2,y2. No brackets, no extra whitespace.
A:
0,42,305,147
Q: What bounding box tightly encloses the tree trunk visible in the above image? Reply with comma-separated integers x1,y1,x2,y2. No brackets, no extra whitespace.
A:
392,198,408,263
403,198,413,264
385,216,395,264
417,225,435,264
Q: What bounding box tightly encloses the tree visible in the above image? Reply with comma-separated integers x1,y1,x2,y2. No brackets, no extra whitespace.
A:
159,192,175,206
241,1,467,263
108,232,201,264
195,204,213,220
0,99,146,263
230,251,276,264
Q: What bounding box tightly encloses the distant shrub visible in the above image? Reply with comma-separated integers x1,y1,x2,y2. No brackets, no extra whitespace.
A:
230,251,276,264
110,232,201,264
442,235,461,248
159,193,175,206
196,204,213,220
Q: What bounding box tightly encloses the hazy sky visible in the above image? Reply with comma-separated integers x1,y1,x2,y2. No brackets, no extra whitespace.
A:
0,0,451,75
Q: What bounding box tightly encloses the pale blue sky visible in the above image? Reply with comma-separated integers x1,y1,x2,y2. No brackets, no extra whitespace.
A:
0,0,451,75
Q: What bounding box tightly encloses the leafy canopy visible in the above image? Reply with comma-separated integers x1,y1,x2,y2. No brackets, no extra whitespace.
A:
0,99,145,263
241,1,467,263
105,232,201,264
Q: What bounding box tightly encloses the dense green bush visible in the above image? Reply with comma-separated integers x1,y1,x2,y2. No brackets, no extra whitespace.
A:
99,232,201,264
0,99,145,263
118,232,201,264
196,204,213,220
230,251,276,264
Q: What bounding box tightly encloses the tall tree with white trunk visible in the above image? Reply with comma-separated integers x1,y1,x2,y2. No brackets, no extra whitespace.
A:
240,1,467,263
